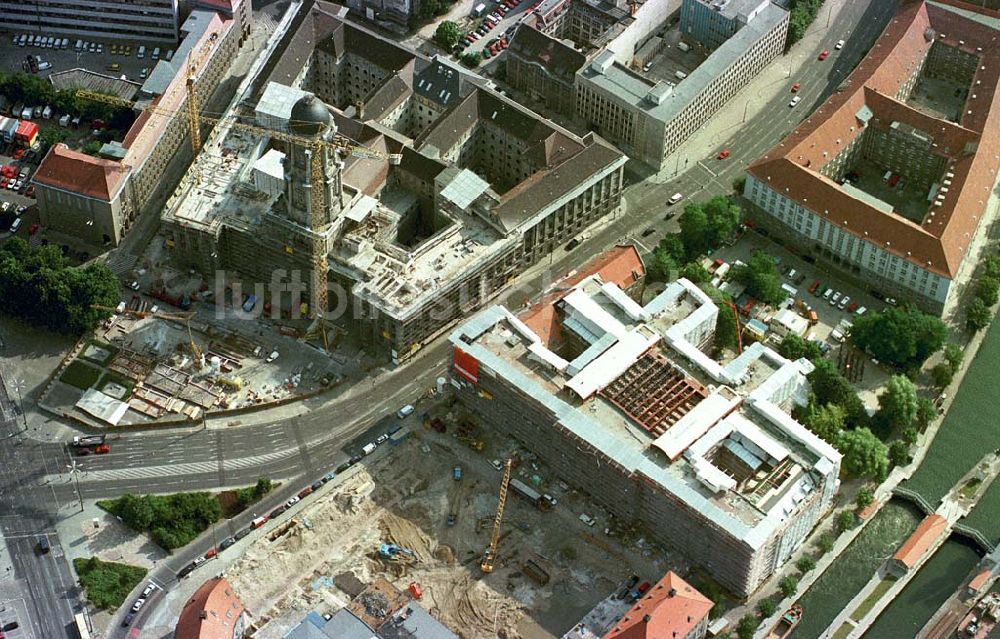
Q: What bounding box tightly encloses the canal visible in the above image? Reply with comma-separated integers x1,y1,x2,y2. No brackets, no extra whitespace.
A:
793,314,1000,637
792,501,922,638
862,539,981,638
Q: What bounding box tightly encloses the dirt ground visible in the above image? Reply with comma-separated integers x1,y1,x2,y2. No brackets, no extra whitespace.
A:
224,428,677,639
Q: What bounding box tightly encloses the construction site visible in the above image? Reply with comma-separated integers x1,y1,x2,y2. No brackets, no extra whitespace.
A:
38,288,346,427
222,404,679,639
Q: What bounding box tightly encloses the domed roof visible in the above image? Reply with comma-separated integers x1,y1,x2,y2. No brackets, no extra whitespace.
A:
289,94,331,136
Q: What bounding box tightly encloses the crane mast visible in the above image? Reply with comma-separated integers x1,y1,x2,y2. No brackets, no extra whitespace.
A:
481,458,513,574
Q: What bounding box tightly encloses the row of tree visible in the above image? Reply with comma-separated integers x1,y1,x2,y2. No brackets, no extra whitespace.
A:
786,0,826,48
851,306,947,374
965,253,1000,332
0,238,119,334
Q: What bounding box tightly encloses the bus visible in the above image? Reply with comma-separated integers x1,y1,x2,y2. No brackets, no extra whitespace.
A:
75,613,92,639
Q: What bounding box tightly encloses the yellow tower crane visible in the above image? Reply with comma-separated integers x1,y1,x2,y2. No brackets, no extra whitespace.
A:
481,458,513,574
78,90,401,337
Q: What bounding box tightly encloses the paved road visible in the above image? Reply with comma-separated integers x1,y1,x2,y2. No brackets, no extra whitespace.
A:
0,375,81,639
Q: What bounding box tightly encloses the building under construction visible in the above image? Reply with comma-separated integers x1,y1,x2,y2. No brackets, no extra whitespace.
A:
448,274,841,598
161,1,626,363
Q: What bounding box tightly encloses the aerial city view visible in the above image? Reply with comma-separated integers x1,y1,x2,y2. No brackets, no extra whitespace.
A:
1,0,1000,637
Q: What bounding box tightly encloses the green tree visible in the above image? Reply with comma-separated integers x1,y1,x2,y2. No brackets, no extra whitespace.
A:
915,398,936,430
835,510,856,533
852,307,947,369
715,302,739,351
796,556,817,573
902,426,920,446
434,20,463,49
983,254,1000,280
817,532,835,554
82,140,103,156
757,597,776,618
876,375,918,434
888,440,910,467
647,247,677,282
856,486,875,509
658,234,686,262
252,477,273,499
976,276,1000,307
680,261,710,284
967,298,992,331
732,250,784,305
459,51,481,68
779,575,799,598
737,613,760,639
943,343,963,373
802,401,845,445
807,359,868,427
931,362,953,388
679,203,712,257
838,427,889,481
778,333,823,362
732,175,746,194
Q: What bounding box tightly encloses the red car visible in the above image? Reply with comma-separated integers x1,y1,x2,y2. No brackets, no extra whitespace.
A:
818,50,829,61
717,149,730,160
791,82,800,92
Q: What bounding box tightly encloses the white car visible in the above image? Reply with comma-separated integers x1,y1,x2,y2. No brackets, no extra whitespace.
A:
490,459,504,471
266,350,279,363
131,598,145,613
838,295,851,310
579,513,596,527
835,39,845,50
830,291,842,306
285,496,300,507
140,582,158,598
789,96,801,108
397,404,415,419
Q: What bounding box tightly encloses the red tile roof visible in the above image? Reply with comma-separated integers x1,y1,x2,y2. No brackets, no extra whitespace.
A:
519,245,645,347
175,577,245,639
893,514,947,569
32,144,130,202
748,1,1000,278
968,568,991,592
603,572,713,639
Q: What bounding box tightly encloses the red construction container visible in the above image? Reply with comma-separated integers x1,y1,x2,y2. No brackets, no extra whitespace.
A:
14,120,37,146
408,582,423,599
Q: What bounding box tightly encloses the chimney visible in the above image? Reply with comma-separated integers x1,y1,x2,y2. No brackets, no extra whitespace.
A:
643,614,651,623
668,588,677,597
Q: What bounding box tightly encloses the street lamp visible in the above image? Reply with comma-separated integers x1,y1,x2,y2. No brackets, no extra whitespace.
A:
66,459,84,512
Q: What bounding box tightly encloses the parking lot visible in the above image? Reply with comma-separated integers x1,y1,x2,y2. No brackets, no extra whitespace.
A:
0,143,40,239
2,31,172,84
449,0,532,57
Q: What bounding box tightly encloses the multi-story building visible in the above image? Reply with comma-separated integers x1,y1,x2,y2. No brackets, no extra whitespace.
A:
744,0,1000,314
0,0,181,42
31,6,248,247
448,272,841,597
679,0,773,51
505,0,787,170
160,2,626,365
175,577,246,639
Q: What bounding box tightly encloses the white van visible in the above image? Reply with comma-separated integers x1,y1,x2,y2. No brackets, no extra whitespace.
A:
675,70,688,80
668,192,683,205
75,39,83,51
152,47,160,60
10,218,22,234
397,404,415,419
137,45,145,58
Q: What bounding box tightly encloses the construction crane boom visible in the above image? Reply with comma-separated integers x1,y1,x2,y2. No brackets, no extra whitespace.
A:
481,458,513,574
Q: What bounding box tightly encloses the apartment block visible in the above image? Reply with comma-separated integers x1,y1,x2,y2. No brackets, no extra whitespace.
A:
0,0,180,42
160,2,626,365
448,272,840,597
679,0,773,51
32,7,245,247
744,0,1000,314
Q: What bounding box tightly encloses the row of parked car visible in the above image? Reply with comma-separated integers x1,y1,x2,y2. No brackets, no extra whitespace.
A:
122,581,159,627
458,0,519,51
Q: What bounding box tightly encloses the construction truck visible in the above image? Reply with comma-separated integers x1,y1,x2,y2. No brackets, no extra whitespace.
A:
509,478,555,511
378,543,415,562
70,434,110,455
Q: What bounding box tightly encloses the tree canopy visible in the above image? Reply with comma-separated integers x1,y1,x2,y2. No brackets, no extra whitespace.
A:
99,491,223,551
786,0,825,48
647,247,677,282
777,333,822,362
851,307,947,370
731,250,784,305
802,401,845,444
838,427,889,481
875,375,919,435
434,21,463,49
967,298,991,331
0,238,119,334
807,359,868,427
680,261,710,284
678,196,740,258
715,302,739,350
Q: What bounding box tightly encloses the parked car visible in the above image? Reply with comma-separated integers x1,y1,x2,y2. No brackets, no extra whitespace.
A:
286,495,301,507
830,291,842,305
789,96,802,107
453,466,462,481
446,513,456,527
838,295,851,310
397,404,415,419
791,82,801,92
717,149,730,160
641,227,656,237
491,459,504,471
121,613,135,627
835,39,845,50
219,536,237,550
818,50,830,61
131,598,145,613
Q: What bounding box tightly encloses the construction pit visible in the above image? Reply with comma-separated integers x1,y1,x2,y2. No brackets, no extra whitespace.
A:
40,306,347,427
224,421,685,639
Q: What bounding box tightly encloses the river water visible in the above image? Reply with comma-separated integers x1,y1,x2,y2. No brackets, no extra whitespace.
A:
792,315,1000,637
792,501,922,638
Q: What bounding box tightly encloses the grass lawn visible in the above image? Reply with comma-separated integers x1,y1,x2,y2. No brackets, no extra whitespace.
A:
851,576,898,621
97,372,134,399
832,622,854,639
60,360,103,390
73,556,147,610
79,339,118,366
